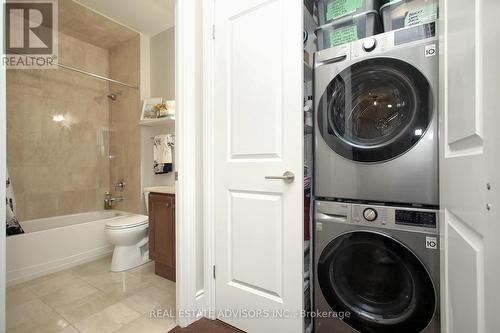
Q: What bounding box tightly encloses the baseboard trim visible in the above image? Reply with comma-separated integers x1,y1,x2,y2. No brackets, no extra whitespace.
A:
155,261,176,281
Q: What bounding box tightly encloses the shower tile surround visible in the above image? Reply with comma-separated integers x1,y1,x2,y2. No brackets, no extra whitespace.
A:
6,3,142,220
7,33,111,221
109,36,142,214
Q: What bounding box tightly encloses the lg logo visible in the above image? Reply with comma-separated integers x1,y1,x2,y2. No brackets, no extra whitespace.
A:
425,44,437,57
426,236,438,250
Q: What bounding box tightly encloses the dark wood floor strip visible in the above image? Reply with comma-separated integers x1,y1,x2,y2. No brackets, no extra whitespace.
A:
168,318,246,333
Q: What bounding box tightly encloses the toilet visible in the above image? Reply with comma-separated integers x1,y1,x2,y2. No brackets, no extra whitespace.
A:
105,214,150,272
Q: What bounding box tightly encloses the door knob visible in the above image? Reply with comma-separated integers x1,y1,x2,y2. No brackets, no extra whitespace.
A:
265,171,295,184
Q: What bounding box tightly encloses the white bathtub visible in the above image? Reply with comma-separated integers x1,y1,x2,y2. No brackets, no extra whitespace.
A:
6,210,139,286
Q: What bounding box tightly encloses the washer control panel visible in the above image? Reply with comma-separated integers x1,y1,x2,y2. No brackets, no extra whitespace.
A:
363,208,378,221
395,209,437,228
352,204,438,234
362,38,377,52
315,201,439,234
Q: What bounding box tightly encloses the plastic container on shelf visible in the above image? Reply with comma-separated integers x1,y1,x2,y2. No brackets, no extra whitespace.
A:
318,0,387,25
304,0,315,16
315,10,382,50
380,0,438,32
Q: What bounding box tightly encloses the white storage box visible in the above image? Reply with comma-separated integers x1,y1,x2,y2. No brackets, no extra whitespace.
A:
316,10,382,50
318,0,387,25
380,0,438,31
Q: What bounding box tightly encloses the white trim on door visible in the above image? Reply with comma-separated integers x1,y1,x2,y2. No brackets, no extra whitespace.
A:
202,0,217,320
175,0,201,327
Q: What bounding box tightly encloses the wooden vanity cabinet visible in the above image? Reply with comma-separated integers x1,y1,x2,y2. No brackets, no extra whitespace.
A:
148,192,176,281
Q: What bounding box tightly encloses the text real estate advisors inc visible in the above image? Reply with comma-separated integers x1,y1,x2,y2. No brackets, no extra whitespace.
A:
150,309,351,320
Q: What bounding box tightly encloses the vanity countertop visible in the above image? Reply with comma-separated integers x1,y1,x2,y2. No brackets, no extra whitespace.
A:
143,186,176,195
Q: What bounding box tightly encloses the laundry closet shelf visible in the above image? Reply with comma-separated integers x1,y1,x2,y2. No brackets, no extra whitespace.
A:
139,118,175,127
304,240,310,253
304,62,313,82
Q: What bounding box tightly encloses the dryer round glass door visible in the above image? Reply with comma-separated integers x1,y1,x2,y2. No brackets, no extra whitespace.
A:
317,58,433,163
317,231,436,333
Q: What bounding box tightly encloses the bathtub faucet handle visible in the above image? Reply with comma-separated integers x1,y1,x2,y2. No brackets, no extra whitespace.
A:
114,179,126,192
104,192,124,210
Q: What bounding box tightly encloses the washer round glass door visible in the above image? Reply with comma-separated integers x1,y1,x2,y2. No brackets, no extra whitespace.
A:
317,231,436,333
317,58,433,163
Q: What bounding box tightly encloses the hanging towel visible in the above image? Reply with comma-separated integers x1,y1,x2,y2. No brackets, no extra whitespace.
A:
6,169,24,236
154,134,175,174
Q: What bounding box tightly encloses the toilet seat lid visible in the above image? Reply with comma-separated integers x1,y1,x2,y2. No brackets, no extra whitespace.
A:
105,214,149,229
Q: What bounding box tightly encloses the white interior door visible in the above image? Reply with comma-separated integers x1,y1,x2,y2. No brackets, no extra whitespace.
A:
440,0,500,332
213,0,303,332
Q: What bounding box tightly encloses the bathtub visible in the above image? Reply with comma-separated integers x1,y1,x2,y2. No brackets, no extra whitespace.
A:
6,210,140,286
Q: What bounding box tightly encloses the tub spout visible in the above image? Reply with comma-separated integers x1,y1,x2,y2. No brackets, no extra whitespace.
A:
104,192,124,210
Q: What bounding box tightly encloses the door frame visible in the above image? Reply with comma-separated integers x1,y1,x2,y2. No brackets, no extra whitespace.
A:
201,0,216,320
175,0,206,327
173,0,218,321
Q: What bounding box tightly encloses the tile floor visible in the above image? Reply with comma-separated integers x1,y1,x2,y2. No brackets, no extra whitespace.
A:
6,256,177,333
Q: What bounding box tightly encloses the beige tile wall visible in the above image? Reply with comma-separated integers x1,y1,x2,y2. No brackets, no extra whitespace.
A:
7,33,111,221
108,36,142,214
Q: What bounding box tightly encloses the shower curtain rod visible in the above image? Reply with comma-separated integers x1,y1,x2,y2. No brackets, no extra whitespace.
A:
9,51,139,89
56,63,139,89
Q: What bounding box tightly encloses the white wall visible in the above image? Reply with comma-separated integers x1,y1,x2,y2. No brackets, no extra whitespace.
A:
1,1,7,329
139,33,176,214
150,27,176,99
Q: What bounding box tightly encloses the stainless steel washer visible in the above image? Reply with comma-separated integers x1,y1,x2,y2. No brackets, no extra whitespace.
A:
314,200,440,333
314,22,439,206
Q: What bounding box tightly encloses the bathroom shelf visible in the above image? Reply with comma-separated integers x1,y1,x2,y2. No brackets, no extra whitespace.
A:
139,118,175,127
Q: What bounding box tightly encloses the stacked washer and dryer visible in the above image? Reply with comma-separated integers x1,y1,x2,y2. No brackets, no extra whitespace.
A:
312,5,440,332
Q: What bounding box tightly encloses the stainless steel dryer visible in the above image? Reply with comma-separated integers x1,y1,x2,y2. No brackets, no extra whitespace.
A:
314,22,439,206
314,200,440,333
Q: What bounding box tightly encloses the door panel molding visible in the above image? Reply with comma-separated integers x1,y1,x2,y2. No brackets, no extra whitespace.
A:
444,209,484,333
228,190,284,299
443,0,484,156
226,0,283,160
440,0,500,332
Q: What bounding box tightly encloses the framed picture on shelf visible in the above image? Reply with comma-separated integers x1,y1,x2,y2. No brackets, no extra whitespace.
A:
140,97,164,120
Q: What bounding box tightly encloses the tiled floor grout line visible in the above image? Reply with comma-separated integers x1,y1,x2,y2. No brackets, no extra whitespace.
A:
109,312,144,333
25,269,111,329
29,292,77,333
7,258,177,333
